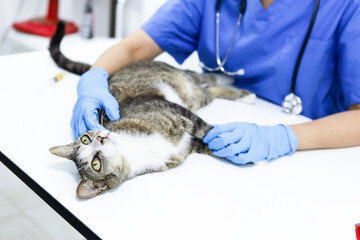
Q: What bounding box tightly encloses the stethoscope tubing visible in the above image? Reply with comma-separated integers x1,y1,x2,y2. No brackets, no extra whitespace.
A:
199,0,246,75
291,0,320,93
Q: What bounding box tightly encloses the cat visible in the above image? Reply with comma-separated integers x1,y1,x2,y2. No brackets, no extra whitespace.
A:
48,21,256,199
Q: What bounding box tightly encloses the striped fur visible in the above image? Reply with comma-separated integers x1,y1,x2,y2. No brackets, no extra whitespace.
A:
48,21,254,198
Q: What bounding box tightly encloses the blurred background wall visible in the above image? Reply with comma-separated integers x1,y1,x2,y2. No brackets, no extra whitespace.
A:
0,0,168,55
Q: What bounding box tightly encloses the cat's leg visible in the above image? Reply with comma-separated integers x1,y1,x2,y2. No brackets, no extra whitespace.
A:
203,85,256,105
162,154,187,170
184,70,217,85
186,70,238,86
199,73,235,86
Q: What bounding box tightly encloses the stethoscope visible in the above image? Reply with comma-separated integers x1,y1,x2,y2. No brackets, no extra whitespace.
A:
199,0,320,115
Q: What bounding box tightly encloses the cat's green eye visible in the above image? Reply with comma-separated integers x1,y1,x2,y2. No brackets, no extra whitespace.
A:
80,135,90,145
92,158,101,172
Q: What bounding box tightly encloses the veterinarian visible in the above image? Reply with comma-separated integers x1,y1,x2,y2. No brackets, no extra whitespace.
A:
72,0,360,164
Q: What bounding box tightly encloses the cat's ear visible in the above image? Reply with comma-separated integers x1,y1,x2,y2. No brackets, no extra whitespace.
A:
76,178,107,199
49,142,76,160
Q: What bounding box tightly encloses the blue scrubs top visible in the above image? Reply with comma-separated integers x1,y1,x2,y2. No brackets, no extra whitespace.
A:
142,0,360,119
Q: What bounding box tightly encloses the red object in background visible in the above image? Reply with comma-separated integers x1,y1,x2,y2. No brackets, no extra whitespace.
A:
12,0,78,38
356,223,360,240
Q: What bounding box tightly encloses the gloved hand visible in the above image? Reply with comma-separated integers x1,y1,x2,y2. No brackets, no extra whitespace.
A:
71,68,120,139
203,122,298,164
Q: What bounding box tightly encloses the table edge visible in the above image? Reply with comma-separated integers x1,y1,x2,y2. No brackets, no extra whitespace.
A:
0,151,101,240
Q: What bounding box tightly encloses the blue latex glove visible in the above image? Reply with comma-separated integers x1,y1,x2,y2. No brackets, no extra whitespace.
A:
71,68,120,139
203,122,298,164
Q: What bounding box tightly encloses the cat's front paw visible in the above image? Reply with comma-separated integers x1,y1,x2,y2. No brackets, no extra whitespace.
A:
236,93,257,104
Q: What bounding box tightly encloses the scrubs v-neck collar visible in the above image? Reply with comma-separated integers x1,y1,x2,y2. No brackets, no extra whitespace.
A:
245,0,293,22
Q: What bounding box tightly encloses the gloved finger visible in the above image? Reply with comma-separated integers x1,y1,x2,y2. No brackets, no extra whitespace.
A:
213,134,251,157
203,125,218,144
75,116,87,140
103,96,120,121
70,114,78,139
208,131,243,150
208,127,245,149
227,155,249,165
230,133,252,153
71,102,85,139
213,143,238,158
208,137,226,151
228,153,262,165
213,147,233,158
203,122,238,143
84,109,105,131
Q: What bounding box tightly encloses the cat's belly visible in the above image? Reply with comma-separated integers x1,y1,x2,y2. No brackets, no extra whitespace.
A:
115,131,192,177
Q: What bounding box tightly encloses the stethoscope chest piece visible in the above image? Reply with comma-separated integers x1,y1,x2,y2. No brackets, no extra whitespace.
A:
282,93,303,115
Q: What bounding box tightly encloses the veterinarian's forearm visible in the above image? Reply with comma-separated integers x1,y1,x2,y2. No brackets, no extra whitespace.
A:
291,106,360,150
91,29,163,74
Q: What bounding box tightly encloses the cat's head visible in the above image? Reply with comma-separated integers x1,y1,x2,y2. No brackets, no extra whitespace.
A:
49,130,127,199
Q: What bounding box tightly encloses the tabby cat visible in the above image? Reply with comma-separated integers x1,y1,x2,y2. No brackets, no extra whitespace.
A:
49,22,255,199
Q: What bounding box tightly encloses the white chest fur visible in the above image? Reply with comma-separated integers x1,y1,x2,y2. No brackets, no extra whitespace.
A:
115,131,191,177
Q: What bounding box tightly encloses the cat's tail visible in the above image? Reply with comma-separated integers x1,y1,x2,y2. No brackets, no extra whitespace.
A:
167,101,214,156
191,137,214,156
49,21,91,75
